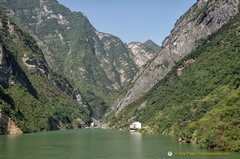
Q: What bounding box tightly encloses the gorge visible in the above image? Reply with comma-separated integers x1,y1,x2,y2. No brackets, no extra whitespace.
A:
0,0,239,152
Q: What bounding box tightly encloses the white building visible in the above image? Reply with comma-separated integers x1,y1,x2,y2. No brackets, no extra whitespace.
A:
130,122,142,129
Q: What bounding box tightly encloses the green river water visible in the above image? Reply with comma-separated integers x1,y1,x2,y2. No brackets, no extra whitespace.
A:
0,129,239,159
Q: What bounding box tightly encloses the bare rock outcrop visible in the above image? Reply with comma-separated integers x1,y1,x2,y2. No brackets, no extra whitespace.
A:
128,42,158,68
114,0,240,115
0,111,23,135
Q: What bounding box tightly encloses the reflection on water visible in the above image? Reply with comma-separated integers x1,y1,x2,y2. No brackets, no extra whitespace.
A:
4,134,20,155
0,129,239,159
130,131,142,158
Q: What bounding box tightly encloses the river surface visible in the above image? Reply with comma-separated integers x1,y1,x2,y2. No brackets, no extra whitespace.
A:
0,129,239,159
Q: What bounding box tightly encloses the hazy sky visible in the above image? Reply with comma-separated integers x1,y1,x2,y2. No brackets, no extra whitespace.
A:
57,0,196,45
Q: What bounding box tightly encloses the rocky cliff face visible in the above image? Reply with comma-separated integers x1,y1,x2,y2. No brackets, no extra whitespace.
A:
128,41,159,68
143,40,162,54
0,10,90,134
113,0,240,115
0,110,23,135
0,44,11,86
1,0,137,118
93,31,138,89
106,11,240,152
1,0,159,119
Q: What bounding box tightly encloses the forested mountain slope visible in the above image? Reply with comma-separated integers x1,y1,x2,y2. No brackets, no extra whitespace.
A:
0,0,159,119
112,0,239,116
107,11,240,151
1,1,239,153
0,10,90,134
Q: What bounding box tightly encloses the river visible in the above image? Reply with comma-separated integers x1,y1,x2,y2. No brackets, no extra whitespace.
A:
0,129,239,159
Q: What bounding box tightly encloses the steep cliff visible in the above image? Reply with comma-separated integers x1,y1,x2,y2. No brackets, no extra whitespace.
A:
113,0,239,115
0,0,141,119
106,1,240,151
1,0,161,119
128,40,160,68
0,10,90,134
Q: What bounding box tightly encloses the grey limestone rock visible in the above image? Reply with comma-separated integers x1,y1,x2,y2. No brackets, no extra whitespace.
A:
114,0,240,115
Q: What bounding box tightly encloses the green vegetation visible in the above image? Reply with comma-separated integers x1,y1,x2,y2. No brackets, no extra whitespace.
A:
187,87,240,151
108,12,240,151
0,10,90,134
1,0,239,152
155,61,169,69
0,0,138,119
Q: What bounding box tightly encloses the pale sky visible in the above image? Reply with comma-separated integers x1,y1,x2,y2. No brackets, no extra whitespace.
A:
57,0,196,45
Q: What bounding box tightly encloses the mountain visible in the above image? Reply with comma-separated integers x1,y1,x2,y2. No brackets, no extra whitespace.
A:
0,0,135,119
106,0,240,152
143,40,162,54
0,10,90,134
111,0,240,116
0,0,160,120
1,0,239,152
128,41,160,69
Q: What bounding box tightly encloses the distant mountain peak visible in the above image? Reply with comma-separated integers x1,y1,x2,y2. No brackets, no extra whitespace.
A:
144,39,156,44
127,41,159,69
143,40,162,54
